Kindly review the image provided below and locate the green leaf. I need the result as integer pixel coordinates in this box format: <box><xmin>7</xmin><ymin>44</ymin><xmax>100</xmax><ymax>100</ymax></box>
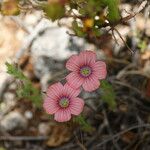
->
<box><xmin>72</xmin><ymin>21</ymin><xmax>86</xmax><ymax>37</ymax></box>
<box><xmin>0</xmin><ymin>147</ymin><xmax>6</xmax><ymax>150</ymax></box>
<box><xmin>5</xmin><ymin>62</ymin><xmax>42</xmax><ymax>108</ymax></box>
<box><xmin>78</xmin><ymin>0</ymin><xmax>102</xmax><ymax>17</ymax></box>
<box><xmin>101</xmin><ymin>80</ymin><xmax>117</xmax><ymax>110</ymax></box>
<box><xmin>138</xmin><ymin>40</ymin><xmax>147</xmax><ymax>53</ymax></box>
<box><xmin>102</xmin><ymin>0</ymin><xmax>120</xmax><ymax>23</ymax></box>
<box><xmin>42</xmin><ymin>3</ymin><xmax>65</xmax><ymax>21</ymax></box>
<box><xmin>92</xmin><ymin>27</ymin><xmax>101</xmax><ymax>37</ymax></box>
<box><xmin>73</xmin><ymin>115</ymin><xmax>93</xmax><ymax>132</ymax></box>
<box><xmin>5</xmin><ymin>62</ymin><xmax>27</xmax><ymax>80</ymax></box>
<box><xmin>17</xmin><ymin>81</ymin><xmax>42</xmax><ymax>107</ymax></box>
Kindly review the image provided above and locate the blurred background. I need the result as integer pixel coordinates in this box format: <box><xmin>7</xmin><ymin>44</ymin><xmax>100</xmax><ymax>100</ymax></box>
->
<box><xmin>0</xmin><ymin>0</ymin><xmax>150</xmax><ymax>150</ymax></box>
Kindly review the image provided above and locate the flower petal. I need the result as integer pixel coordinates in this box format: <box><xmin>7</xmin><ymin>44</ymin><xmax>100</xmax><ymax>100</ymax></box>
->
<box><xmin>70</xmin><ymin>98</ymin><xmax>84</xmax><ymax>115</ymax></box>
<box><xmin>43</xmin><ymin>98</ymin><xmax>59</xmax><ymax>114</ymax></box>
<box><xmin>66</xmin><ymin>54</ymin><xmax>80</xmax><ymax>71</ymax></box>
<box><xmin>54</xmin><ymin>109</ymin><xmax>71</xmax><ymax>122</ymax></box>
<box><xmin>79</xmin><ymin>50</ymin><xmax>96</xmax><ymax>65</ymax></box>
<box><xmin>66</xmin><ymin>72</ymin><xmax>84</xmax><ymax>89</ymax></box>
<box><xmin>92</xmin><ymin>61</ymin><xmax>107</xmax><ymax>79</ymax></box>
<box><xmin>63</xmin><ymin>83</ymin><xmax>81</xmax><ymax>98</ymax></box>
<box><xmin>47</xmin><ymin>82</ymin><xmax>63</xmax><ymax>99</ymax></box>
<box><xmin>82</xmin><ymin>77</ymin><xmax>100</xmax><ymax>92</ymax></box>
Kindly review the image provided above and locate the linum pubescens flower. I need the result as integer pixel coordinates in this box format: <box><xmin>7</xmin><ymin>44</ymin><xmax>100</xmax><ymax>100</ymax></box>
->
<box><xmin>43</xmin><ymin>82</ymin><xmax>84</xmax><ymax>122</ymax></box>
<box><xmin>66</xmin><ymin>50</ymin><xmax>107</xmax><ymax>92</ymax></box>
<box><xmin>43</xmin><ymin>50</ymin><xmax>107</xmax><ymax>122</ymax></box>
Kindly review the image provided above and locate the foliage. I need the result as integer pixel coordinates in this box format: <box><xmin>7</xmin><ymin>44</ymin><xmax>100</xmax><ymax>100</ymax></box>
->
<box><xmin>6</xmin><ymin>62</ymin><xmax>42</xmax><ymax>107</ymax></box>
<box><xmin>102</xmin><ymin>0</ymin><xmax>120</xmax><ymax>22</ymax></box>
<box><xmin>101</xmin><ymin>80</ymin><xmax>117</xmax><ymax>110</ymax></box>
<box><xmin>42</xmin><ymin>2</ymin><xmax>65</xmax><ymax>21</ymax></box>
<box><xmin>73</xmin><ymin>115</ymin><xmax>93</xmax><ymax>132</ymax></box>
<box><xmin>70</xmin><ymin>0</ymin><xmax>120</xmax><ymax>37</ymax></box>
<box><xmin>0</xmin><ymin>0</ymin><xmax>121</xmax><ymax>38</ymax></box>
<box><xmin>6</xmin><ymin>62</ymin><xmax>27</xmax><ymax>80</ymax></box>
<box><xmin>138</xmin><ymin>40</ymin><xmax>147</xmax><ymax>53</ymax></box>
<box><xmin>0</xmin><ymin>148</ymin><xmax>6</xmax><ymax>150</ymax></box>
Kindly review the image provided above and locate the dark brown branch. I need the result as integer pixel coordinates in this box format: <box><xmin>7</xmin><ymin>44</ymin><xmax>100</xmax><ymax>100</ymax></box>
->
<box><xmin>0</xmin><ymin>136</ymin><xmax>48</xmax><ymax>141</ymax></box>
<box><xmin>113</xmin><ymin>27</ymin><xmax>134</xmax><ymax>54</ymax></box>
<box><xmin>95</xmin><ymin>123</ymin><xmax>150</xmax><ymax>148</ymax></box>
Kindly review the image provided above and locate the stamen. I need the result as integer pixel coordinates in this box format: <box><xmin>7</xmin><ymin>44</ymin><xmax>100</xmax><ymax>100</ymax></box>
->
<box><xmin>80</xmin><ymin>66</ymin><xmax>92</xmax><ymax>77</ymax></box>
<box><xmin>59</xmin><ymin>98</ymin><xmax>69</xmax><ymax>108</ymax></box>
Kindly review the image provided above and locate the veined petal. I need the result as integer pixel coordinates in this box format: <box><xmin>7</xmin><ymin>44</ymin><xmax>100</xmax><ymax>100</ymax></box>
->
<box><xmin>47</xmin><ymin>82</ymin><xmax>63</xmax><ymax>99</ymax></box>
<box><xmin>79</xmin><ymin>50</ymin><xmax>96</xmax><ymax>65</ymax></box>
<box><xmin>82</xmin><ymin>77</ymin><xmax>100</xmax><ymax>92</ymax></box>
<box><xmin>66</xmin><ymin>72</ymin><xmax>84</xmax><ymax>89</ymax></box>
<box><xmin>92</xmin><ymin>61</ymin><xmax>107</xmax><ymax>79</ymax></box>
<box><xmin>63</xmin><ymin>83</ymin><xmax>81</xmax><ymax>98</ymax></box>
<box><xmin>70</xmin><ymin>98</ymin><xmax>84</xmax><ymax>115</ymax></box>
<box><xmin>66</xmin><ymin>54</ymin><xmax>80</xmax><ymax>71</ymax></box>
<box><xmin>43</xmin><ymin>98</ymin><xmax>59</xmax><ymax>114</ymax></box>
<box><xmin>54</xmin><ymin>109</ymin><xmax>71</xmax><ymax>122</ymax></box>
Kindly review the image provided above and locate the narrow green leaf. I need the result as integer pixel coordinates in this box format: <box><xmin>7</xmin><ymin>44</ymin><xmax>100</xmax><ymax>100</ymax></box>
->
<box><xmin>73</xmin><ymin>115</ymin><xmax>93</xmax><ymax>132</ymax></box>
<box><xmin>101</xmin><ymin>80</ymin><xmax>117</xmax><ymax>110</ymax></box>
<box><xmin>5</xmin><ymin>62</ymin><xmax>27</xmax><ymax>80</ymax></box>
<box><xmin>102</xmin><ymin>0</ymin><xmax>120</xmax><ymax>22</ymax></box>
<box><xmin>5</xmin><ymin>62</ymin><xmax>42</xmax><ymax>108</ymax></box>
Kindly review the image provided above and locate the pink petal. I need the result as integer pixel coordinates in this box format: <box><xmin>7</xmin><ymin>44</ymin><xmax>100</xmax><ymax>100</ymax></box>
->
<box><xmin>82</xmin><ymin>77</ymin><xmax>100</xmax><ymax>92</ymax></box>
<box><xmin>66</xmin><ymin>72</ymin><xmax>84</xmax><ymax>89</ymax></box>
<box><xmin>43</xmin><ymin>98</ymin><xmax>59</xmax><ymax>114</ymax></box>
<box><xmin>63</xmin><ymin>83</ymin><xmax>81</xmax><ymax>98</ymax></box>
<box><xmin>79</xmin><ymin>50</ymin><xmax>96</xmax><ymax>65</ymax></box>
<box><xmin>92</xmin><ymin>61</ymin><xmax>107</xmax><ymax>79</ymax></box>
<box><xmin>66</xmin><ymin>54</ymin><xmax>80</xmax><ymax>71</ymax></box>
<box><xmin>69</xmin><ymin>98</ymin><xmax>84</xmax><ymax>115</ymax></box>
<box><xmin>47</xmin><ymin>82</ymin><xmax>63</xmax><ymax>99</ymax></box>
<box><xmin>54</xmin><ymin>109</ymin><xmax>71</xmax><ymax>122</ymax></box>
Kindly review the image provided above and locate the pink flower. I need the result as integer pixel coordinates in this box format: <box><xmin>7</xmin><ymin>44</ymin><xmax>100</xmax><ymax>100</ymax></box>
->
<box><xmin>43</xmin><ymin>82</ymin><xmax>84</xmax><ymax>122</ymax></box>
<box><xmin>66</xmin><ymin>50</ymin><xmax>107</xmax><ymax>92</ymax></box>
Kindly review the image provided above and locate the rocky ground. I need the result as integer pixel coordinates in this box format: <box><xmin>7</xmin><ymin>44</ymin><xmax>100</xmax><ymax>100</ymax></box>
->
<box><xmin>0</xmin><ymin>1</ymin><xmax>150</xmax><ymax>150</ymax></box>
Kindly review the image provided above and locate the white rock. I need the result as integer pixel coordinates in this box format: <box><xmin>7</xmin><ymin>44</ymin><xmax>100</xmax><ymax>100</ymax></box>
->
<box><xmin>38</xmin><ymin>122</ymin><xmax>50</xmax><ymax>136</ymax></box>
<box><xmin>3</xmin><ymin>92</ymin><xmax>16</xmax><ymax>102</ymax></box>
<box><xmin>0</xmin><ymin>91</ymin><xmax>16</xmax><ymax>119</ymax></box>
<box><xmin>0</xmin><ymin>72</ymin><xmax>13</xmax><ymax>99</ymax></box>
<box><xmin>24</xmin><ymin>110</ymin><xmax>33</xmax><ymax>119</ymax></box>
<box><xmin>0</xmin><ymin>111</ymin><xmax>28</xmax><ymax>132</ymax></box>
<box><xmin>31</xmin><ymin>27</ymin><xmax>76</xmax><ymax>60</ymax></box>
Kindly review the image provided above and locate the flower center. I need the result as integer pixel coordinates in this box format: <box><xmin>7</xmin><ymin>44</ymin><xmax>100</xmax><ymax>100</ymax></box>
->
<box><xmin>80</xmin><ymin>66</ymin><xmax>92</xmax><ymax>77</ymax></box>
<box><xmin>59</xmin><ymin>98</ymin><xmax>69</xmax><ymax>108</ymax></box>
